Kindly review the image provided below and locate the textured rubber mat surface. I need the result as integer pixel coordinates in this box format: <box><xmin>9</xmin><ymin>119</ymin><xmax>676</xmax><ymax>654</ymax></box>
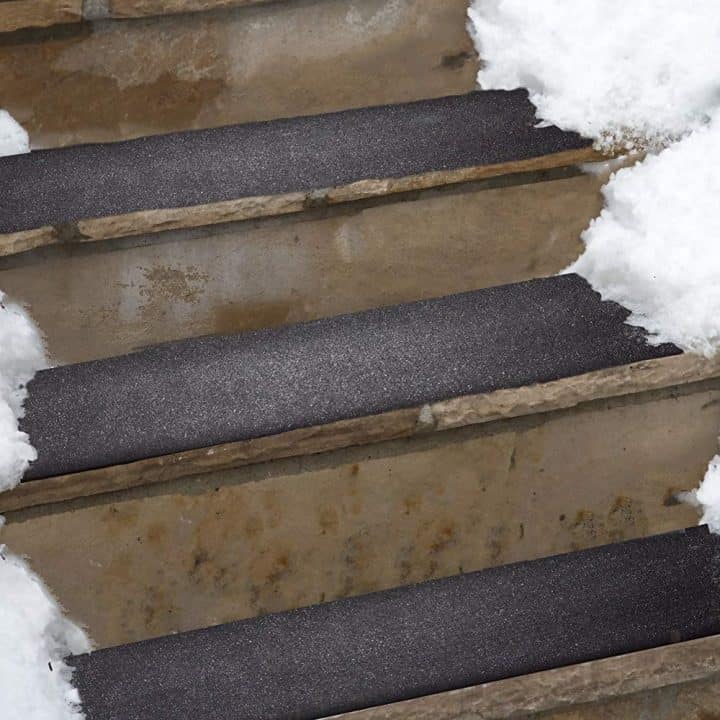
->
<box><xmin>0</xmin><ymin>90</ymin><xmax>590</xmax><ymax>234</ymax></box>
<box><xmin>21</xmin><ymin>273</ymin><xmax>679</xmax><ymax>479</ymax></box>
<box><xmin>69</xmin><ymin>527</ymin><xmax>720</xmax><ymax>720</ymax></box>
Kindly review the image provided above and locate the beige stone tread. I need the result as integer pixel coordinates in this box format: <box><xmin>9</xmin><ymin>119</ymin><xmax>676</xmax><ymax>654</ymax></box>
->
<box><xmin>0</xmin><ymin>0</ymin><xmax>80</xmax><ymax>31</ymax></box>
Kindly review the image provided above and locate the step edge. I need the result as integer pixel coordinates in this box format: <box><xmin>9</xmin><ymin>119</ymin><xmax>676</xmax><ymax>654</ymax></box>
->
<box><xmin>324</xmin><ymin>633</ymin><xmax>720</xmax><ymax>720</ymax></box>
<box><xmin>0</xmin><ymin>0</ymin><xmax>81</xmax><ymax>32</ymax></box>
<box><xmin>0</xmin><ymin>0</ymin><xmax>292</xmax><ymax>32</ymax></box>
<box><xmin>0</xmin><ymin>146</ymin><xmax>602</xmax><ymax>259</ymax></box>
<box><xmin>3</xmin><ymin>350</ymin><xmax>717</xmax><ymax>513</ymax></box>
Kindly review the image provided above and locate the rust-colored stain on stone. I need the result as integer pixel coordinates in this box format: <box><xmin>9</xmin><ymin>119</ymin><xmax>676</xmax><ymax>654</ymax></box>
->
<box><xmin>139</xmin><ymin>264</ymin><xmax>209</xmax><ymax>305</ymax></box>
<box><xmin>212</xmin><ymin>300</ymin><xmax>293</xmax><ymax>336</ymax></box>
<box><xmin>562</xmin><ymin>497</ymin><xmax>650</xmax><ymax>551</ymax></box>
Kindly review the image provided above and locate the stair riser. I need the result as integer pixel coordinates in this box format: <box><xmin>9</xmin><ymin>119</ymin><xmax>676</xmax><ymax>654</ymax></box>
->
<box><xmin>0</xmin><ymin>171</ymin><xmax>603</xmax><ymax>364</ymax></box>
<box><xmin>4</xmin><ymin>378</ymin><xmax>712</xmax><ymax>648</ymax></box>
<box><xmin>0</xmin><ymin>0</ymin><xmax>475</xmax><ymax>148</ymax></box>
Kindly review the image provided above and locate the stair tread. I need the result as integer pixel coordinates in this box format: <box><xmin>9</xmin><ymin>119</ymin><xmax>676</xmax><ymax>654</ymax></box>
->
<box><xmin>20</xmin><ymin>273</ymin><xmax>678</xmax><ymax>481</ymax></box>
<box><xmin>0</xmin><ymin>91</ymin><xmax>590</xmax><ymax>236</ymax></box>
<box><xmin>68</xmin><ymin>526</ymin><xmax>720</xmax><ymax>720</ymax></box>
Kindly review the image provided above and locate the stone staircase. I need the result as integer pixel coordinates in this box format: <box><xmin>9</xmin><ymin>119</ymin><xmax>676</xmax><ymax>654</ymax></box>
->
<box><xmin>2</xmin><ymin>2</ymin><xmax>719</xmax><ymax>718</ymax></box>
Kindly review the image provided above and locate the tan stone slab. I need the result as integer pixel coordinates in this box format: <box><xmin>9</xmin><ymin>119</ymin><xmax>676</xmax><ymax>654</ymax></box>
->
<box><xmin>0</xmin><ymin>0</ymin><xmax>477</xmax><ymax>148</ymax></box>
<box><xmin>0</xmin><ymin>0</ymin><xmax>81</xmax><ymax>32</ymax></box>
<box><xmin>0</xmin><ymin>226</ymin><xmax>56</xmax><ymax>256</ymax></box>
<box><xmin>325</xmin><ymin>635</ymin><xmax>720</xmax><ymax>720</ymax></box>
<box><xmin>4</xmin><ymin>352</ymin><xmax>720</xmax><ymax>514</ymax></box>
<box><xmin>107</xmin><ymin>0</ymin><xmax>273</xmax><ymax>20</ymax></box>
<box><xmin>2</xmin><ymin>377</ymin><xmax>711</xmax><ymax>645</ymax></box>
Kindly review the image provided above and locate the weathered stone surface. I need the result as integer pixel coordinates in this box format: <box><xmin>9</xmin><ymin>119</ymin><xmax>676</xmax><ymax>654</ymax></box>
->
<box><xmin>0</xmin><ymin>0</ymin><xmax>81</xmax><ymax>32</ymax></box>
<box><xmin>536</xmin><ymin>678</ymin><xmax>720</xmax><ymax>720</ymax></box>
<box><xmin>0</xmin><ymin>171</ymin><xmax>604</xmax><ymax>364</ymax></box>
<box><xmin>0</xmin><ymin>0</ymin><xmax>477</xmax><ymax>148</ymax></box>
<box><xmin>329</xmin><ymin>635</ymin><xmax>720</xmax><ymax>719</ymax></box>
<box><xmin>107</xmin><ymin>0</ymin><xmax>272</xmax><ymax>19</ymax></box>
<box><xmin>3</xmin><ymin>380</ymin><xmax>713</xmax><ymax>647</ymax></box>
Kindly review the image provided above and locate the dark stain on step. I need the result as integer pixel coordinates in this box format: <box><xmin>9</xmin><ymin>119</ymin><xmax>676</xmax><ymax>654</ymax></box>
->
<box><xmin>664</xmin><ymin>488</ymin><xmax>683</xmax><ymax>506</ymax></box>
<box><xmin>440</xmin><ymin>51</ymin><xmax>474</xmax><ymax>70</ymax></box>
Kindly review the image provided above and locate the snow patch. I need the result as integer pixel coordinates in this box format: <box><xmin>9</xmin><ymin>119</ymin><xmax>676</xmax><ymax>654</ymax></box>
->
<box><xmin>0</xmin><ymin>550</ymin><xmax>90</xmax><ymax>720</ymax></box>
<box><xmin>468</xmin><ymin>0</ymin><xmax>720</xmax><ymax>151</ymax></box>
<box><xmin>0</xmin><ymin>292</ymin><xmax>46</xmax><ymax>491</ymax></box>
<box><xmin>568</xmin><ymin>118</ymin><xmax>720</xmax><ymax>357</ymax></box>
<box><xmin>0</xmin><ymin>110</ymin><xmax>29</xmax><ymax>157</ymax></box>
<box><xmin>682</xmin><ymin>457</ymin><xmax>720</xmax><ymax>534</ymax></box>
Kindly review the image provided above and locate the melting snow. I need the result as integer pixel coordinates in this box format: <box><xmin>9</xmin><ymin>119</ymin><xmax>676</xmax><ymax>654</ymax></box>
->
<box><xmin>0</xmin><ymin>292</ymin><xmax>46</xmax><ymax>492</ymax></box>
<box><xmin>0</xmin><ymin>548</ymin><xmax>90</xmax><ymax>720</ymax></box>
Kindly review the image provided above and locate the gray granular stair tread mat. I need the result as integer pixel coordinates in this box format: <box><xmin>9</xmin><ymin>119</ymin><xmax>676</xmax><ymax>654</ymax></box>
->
<box><xmin>21</xmin><ymin>273</ymin><xmax>679</xmax><ymax>480</ymax></box>
<box><xmin>0</xmin><ymin>90</ymin><xmax>590</xmax><ymax>235</ymax></box>
<box><xmin>68</xmin><ymin>526</ymin><xmax>720</xmax><ymax>720</ymax></box>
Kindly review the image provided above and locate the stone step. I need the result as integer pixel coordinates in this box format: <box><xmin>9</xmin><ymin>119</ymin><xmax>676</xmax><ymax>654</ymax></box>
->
<box><xmin>0</xmin><ymin>0</ymin><xmax>273</xmax><ymax>32</ymax></box>
<box><xmin>0</xmin><ymin>0</ymin><xmax>477</xmax><ymax>147</ymax></box>
<box><xmin>0</xmin><ymin>90</ymin><xmax>604</xmax><ymax>363</ymax></box>
<box><xmin>67</xmin><ymin>527</ymin><xmax>720</xmax><ymax>720</ymax></box>
<box><xmin>341</xmin><ymin>636</ymin><xmax>720</xmax><ymax>720</ymax></box>
<box><xmin>2</xmin><ymin>275</ymin><xmax>715</xmax><ymax>648</ymax></box>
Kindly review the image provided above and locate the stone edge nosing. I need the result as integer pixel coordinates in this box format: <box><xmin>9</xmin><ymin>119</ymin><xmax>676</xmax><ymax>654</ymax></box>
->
<box><xmin>0</xmin><ymin>147</ymin><xmax>603</xmax><ymax>259</ymax></box>
<box><xmin>0</xmin><ymin>0</ymin><xmax>82</xmax><ymax>33</ymax></box>
<box><xmin>0</xmin><ymin>0</ymin><xmax>275</xmax><ymax>31</ymax></box>
<box><xmin>2</xmin><ymin>351</ymin><xmax>718</xmax><ymax>514</ymax></box>
<box><xmin>323</xmin><ymin>633</ymin><xmax>720</xmax><ymax>720</ymax></box>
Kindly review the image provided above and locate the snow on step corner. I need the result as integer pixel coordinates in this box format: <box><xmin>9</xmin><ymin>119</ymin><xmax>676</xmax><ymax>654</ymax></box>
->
<box><xmin>0</xmin><ymin>548</ymin><xmax>90</xmax><ymax>720</ymax></box>
<box><xmin>568</xmin><ymin>117</ymin><xmax>720</xmax><ymax>357</ymax></box>
<box><xmin>469</xmin><ymin>1</ymin><xmax>720</xmax><ymax>355</ymax></box>
<box><xmin>0</xmin><ymin>110</ymin><xmax>29</xmax><ymax>157</ymax></box>
<box><xmin>0</xmin><ymin>292</ymin><xmax>46</xmax><ymax>492</ymax></box>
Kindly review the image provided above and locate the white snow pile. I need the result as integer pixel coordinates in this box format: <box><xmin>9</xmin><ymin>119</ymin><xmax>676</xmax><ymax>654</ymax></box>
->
<box><xmin>0</xmin><ymin>298</ymin><xmax>88</xmax><ymax>718</ymax></box>
<box><xmin>468</xmin><ymin>1</ymin><xmax>720</xmax><ymax>528</ymax></box>
<box><xmin>0</xmin><ymin>292</ymin><xmax>46</xmax><ymax>492</ymax></box>
<box><xmin>682</xmin><ymin>457</ymin><xmax>720</xmax><ymax>534</ymax></box>
<box><xmin>571</xmin><ymin>119</ymin><xmax>720</xmax><ymax>357</ymax></box>
<box><xmin>0</xmin><ymin>548</ymin><xmax>90</xmax><ymax>720</ymax></box>
<box><xmin>0</xmin><ymin>110</ymin><xmax>29</xmax><ymax>157</ymax></box>
<box><xmin>468</xmin><ymin>0</ymin><xmax>720</xmax><ymax>151</ymax></box>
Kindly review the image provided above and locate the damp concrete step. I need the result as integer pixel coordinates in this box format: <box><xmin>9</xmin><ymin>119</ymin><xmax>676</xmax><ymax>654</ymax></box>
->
<box><xmin>67</xmin><ymin>527</ymin><xmax>720</xmax><ymax>720</ymax></box>
<box><xmin>0</xmin><ymin>90</ymin><xmax>605</xmax><ymax>364</ymax></box>
<box><xmin>0</xmin><ymin>0</ymin><xmax>477</xmax><ymax>148</ymax></box>
<box><xmin>3</xmin><ymin>274</ymin><xmax>719</xmax><ymax>649</ymax></box>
